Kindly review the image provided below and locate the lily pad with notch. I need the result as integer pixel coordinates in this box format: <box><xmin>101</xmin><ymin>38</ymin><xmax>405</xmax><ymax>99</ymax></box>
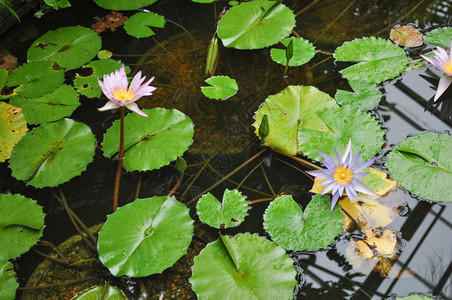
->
<box><xmin>27</xmin><ymin>26</ymin><xmax>101</xmax><ymax>70</ymax></box>
<box><xmin>263</xmin><ymin>194</ymin><xmax>344</xmax><ymax>251</ymax></box>
<box><xmin>385</xmin><ymin>132</ymin><xmax>452</xmax><ymax>202</ymax></box>
<box><xmin>270</xmin><ymin>37</ymin><xmax>316</xmax><ymax>67</ymax></box>
<box><xmin>217</xmin><ymin>0</ymin><xmax>296</xmax><ymax>49</ymax></box>
<box><xmin>8</xmin><ymin>118</ymin><xmax>96</xmax><ymax>188</ymax></box>
<box><xmin>197</xmin><ymin>189</ymin><xmax>249</xmax><ymax>229</ymax></box>
<box><xmin>97</xmin><ymin>196</ymin><xmax>193</xmax><ymax>277</ymax></box>
<box><xmin>0</xmin><ymin>102</ymin><xmax>28</xmax><ymax>163</ymax></box>
<box><xmin>0</xmin><ymin>193</ymin><xmax>45</xmax><ymax>261</ymax></box>
<box><xmin>123</xmin><ymin>12</ymin><xmax>165</xmax><ymax>38</ymax></box>
<box><xmin>190</xmin><ymin>233</ymin><xmax>296</xmax><ymax>299</ymax></box>
<box><xmin>335</xmin><ymin>80</ymin><xmax>383</xmax><ymax>111</ymax></box>
<box><xmin>200</xmin><ymin>75</ymin><xmax>238</xmax><ymax>100</ymax></box>
<box><xmin>102</xmin><ymin>108</ymin><xmax>194</xmax><ymax>172</ymax></box>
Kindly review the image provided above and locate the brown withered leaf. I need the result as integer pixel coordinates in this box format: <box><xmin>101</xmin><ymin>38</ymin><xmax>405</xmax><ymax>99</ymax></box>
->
<box><xmin>0</xmin><ymin>54</ymin><xmax>18</xmax><ymax>73</ymax></box>
<box><xmin>390</xmin><ymin>25</ymin><xmax>423</xmax><ymax>47</ymax></box>
<box><xmin>92</xmin><ymin>11</ymin><xmax>128</xmax><ymax>34</ymax></box>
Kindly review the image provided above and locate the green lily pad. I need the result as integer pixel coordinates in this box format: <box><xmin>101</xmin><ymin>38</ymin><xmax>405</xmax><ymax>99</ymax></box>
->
<box><xmin>217</xmin><ymin>0</ymin><xmax>296</xmax><ymax>49</ymax></box>
<box><xmin>335</xmin><ymin>80</ymin><xmax>382</xmax><ymax>111</ymax></box>
<box><xmin>6</xmin><ymin>61</ymin><xmax>65</xmax><ymax>98</ymax></box>
<box><xmin>72</xmin><ymin>284</ymin><xmax>127</xmax><ymax>299</ymax></box>
<box><xmin>9</xmin><ymin>118</ymin><xmax>96</xmax><ymax>188</ymax></box>
<box><xmin>396</xmin><ymin>295</ymin><xmax>434</xmax><ymax>300</ymax></box>
<box><xmin>190</xmin><ymin>233</ymin><xmax>297</xmax><ymax>299</ymax></box>
<box><xmin>73</xmin><ymin>60</ymin><xmax>130</xmax><ymax>99</ymax></box>
<box><xmin>0</xmin><ymin>193</ymin><xmax>45</xmax><ymax>261</ymax></box>
<box><xmin>201</xmin><ymin>75</ymin><xmax>238</xmax><ymax>100</ymax></box>
<box><xmin>253</xmin><ymin>85</ymin><xmax>339</xmax><ymax>155</ymax></box>
<box><xmin>0</xmin><ymin>260</ymin><xmax>18</xmax><ymax>300</ymax></box>
<box><xmin>0</xmin><ymin>68</ymin><xmax>7</xmax><ymax>87</ymax></box>
<box><xmin>263</xmin><ymin>194</ymin><xmax>344</xmax><ymax>251</ymax></box>
<box><xmin>9</xmin><ymin>84</ymin><xmax>80</xmax><ymax>124</ymax></box>
<box><xmin>197</xmin><ymin>189</ymin><xmax>249</xmax><ymax>229</ymax></box>
<box><xmin>192</xmin><ymin>0</ymin><xmax>216</xmax><ymax>3</ymax></box>
<box><xmin>270</xmin><ymin>37</ymin><xmax>316</xmax><ymax>67</ymax></box>
<box><xmin>98</xmin><ymin>196</ymin><xmax>193</xmax><ymax>277</ymax></box>
<box><xmin>124</xmin><ymin>12</ymin><xmax>165</xmax><ymax>38</ymax></box>
<box><xmin>333</xmin><ymin>37</ymin><xmax>408</xmax><ymax>84</ymax></box>
<box><xmin>97</xmin><ymin>49</ymin><xmax>113</xmax><ymax>60</ymax></box>
<box><xmin>423</xmin><ymin>27</ymin><xmax>452</xmax><ymax>47</ymax></box>
<box><xmin>385</xmin><ymin>132</ymin><xmax>452</xmax><ymax>202</ymax></box>
<box><xmin>27</xmin><ymin>26</ymin><xmax>101</xmax><ymax>70</ymax></box>
<box><xmin>102</xmin><ymin>108</ymin><xmax>194</xmax><ymax>172</ymax></box>
<box><xmin>93</xmin><ymin>0</ymin><xmax>157</xmax><ymax>10</ymax></box>
<box><xmin>0</xmin><ymin>102</ymin><xmax>28</xmax><ymax>163</ymax></box>
<box><xmin>298</xmin><ymin>105</ymin><xmax>385</xmax><ymax>162</ymax></box>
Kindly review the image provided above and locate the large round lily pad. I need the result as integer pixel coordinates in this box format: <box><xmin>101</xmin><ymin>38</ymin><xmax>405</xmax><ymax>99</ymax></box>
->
<box><xmin>217</xmin><ymin>0</ymin><xmax>296</xmax><ymax>49</ymax></box>
<box><xmin>386</xmin><ymin>132</ymin><xmax>452</xmax><ymax>202</ymax></box>
<box><xmin>97</xmin><ymin>196</ymin><xmax>193</xmax><ymax>277</ymax></box>
<box><xmin>190</xmin><ymin>233</ymin><xmax>297</xmax><ymax>299</ymax></box>
<box><xmin>102</xmin><ymin>108</ymin><xmax>194</xmax><ymax>172</ymax></box>
<box><xmin>263</xmin><ymin>194</ymin><xmax>344</xmax><ymax>251</ymax></box>
<box><xmin>93</xmin><ymin>0</ymin><xmax>157</xmax><ymax>10</ymax></box>
<box><xmin>27</xmin><ymin>26</ymin><xmax>101</xmax><ymax>70</ymax></box>
<box><xmin>9</xmin><ymin>118</ymin><xmax>96</xmax><ymax>188</ymax></box>
<box><xmin>0</xmin><ymin>102</ymin><xmax>28</xmax><ymax>162</ymax></box>
<box><xmin>0</xmin><ymin>193</ymin><xmax>45</xmax><ymax>261</ymax></box>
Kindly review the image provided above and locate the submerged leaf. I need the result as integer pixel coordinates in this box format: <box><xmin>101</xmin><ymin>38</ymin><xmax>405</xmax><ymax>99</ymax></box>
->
<box><xmin>72</xmin><ymin>284</ymin><xmax>127</xmax><ymax>299</ymax></box>
<box><xmin>270</xmin><ymin>37</ymin><xmax>316</xmax><ymax>67</ymax></box>
<box><xmin>335</xmin><ymin>80</ymin><xmax>383</xmax><ymax>111</ymax></box>
<box><xmin>0</xmin><ymin>260</ymin><xmax>18</xmax><ymax>300</ymax></box>
<box><xmin>0</xmin><ymin>102</ymin><xmax>28</xmax><ymax>162</ymax></box>
<box><xmin>124</xmin><ymin>12</ymin><xmax>165</xmax><ymax>38</ymax></box>
<box><xmin>98</xmin><ymin>196</ymin><xmax>193</xmax><ymax>277</ymax></box>
<box><xmin>386</xmin><ymin>132</ymin><xmax>452</xmax><ymax>202</ymax></box>
<box><xmin>190</xmin><ymin>233</ymin><xmax>296</xmax><ymax>299</ymax></box>
<box><xmin>390</xmin><ymin>26</ymin><xmax>423</xmax><ymax>47</ymax></box>
<box><xmin>200</xmin><ymin>75</ymin><xmax>238</xmax><ymax>100</ymax></box>
<box><xmin>263</xmin><ymin>194</ymin><xmax>344</xmax><ymax>251</ymax></box>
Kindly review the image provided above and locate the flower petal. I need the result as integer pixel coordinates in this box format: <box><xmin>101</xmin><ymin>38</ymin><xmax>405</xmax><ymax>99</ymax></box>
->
<box><xmin>125</xmin><ymin>102</ymin><xmax>148</xmax><ymax>117</ymax></box>
<box><xmin>98</xmin><ymin>101</ymin><xmax>120</xmax><ymax>112</ymax></box>
<box><xmin>434</xmin><ymin>74</ymin><xmax>452</xmax><ymax>102</ymax></box>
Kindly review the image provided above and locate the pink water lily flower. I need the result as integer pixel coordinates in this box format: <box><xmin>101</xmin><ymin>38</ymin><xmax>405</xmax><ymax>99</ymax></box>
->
<box><xmin>98</xmin><ymin>65</ymin><xmax>156</xmax><ymax>117</ymax></box>
<box><xmin>420</xmin><ymin>42</ymin><xmax>452</xmax><ymax>102</ymax></box>
<box><xmin>307</xmin><ymin>140</ymin><xmax>376</xmax><ymax>212</ymax></box>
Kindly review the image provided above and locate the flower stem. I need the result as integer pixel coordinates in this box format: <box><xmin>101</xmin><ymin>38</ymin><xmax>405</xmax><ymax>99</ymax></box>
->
<box><xmin>113</xmin><ymin>106</ymin><xmax>125</xmax><ymax>212</ymax></box>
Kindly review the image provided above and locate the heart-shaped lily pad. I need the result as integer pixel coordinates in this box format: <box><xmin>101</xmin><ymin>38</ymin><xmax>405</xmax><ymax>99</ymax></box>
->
<box><xmin>270</xmin><ymin>37</ymin><xmax>316</xmax><ymax>67</ymax></box>
<box><xmin>423</xmin><ymin>27</ymin><xmax>452</xmax><ymax>47</ymax></box>
<box><xmin>124</xmin><ymin>12</ymin><xmax>165</xmax><ymax>38</ymax></box>
<box><xmin>253</xmin><ymin>85</ymin><xmax>339</xmax><ymax>155</ymax></box>
<box><xmin>27</xmin><ymin>26</ymin><xmax>101</xmax><ymax>70</ymax></box>
<box><xmin>93</xmin><ymin>0</ymin><xmax>157</xmax><ymax>10</ymax></box>
<box><xmin>190</xmin><ymin>233</ymin><xmax>297</xmax><ymax>299</ymax></box>
<box><xmin>10</xmin><ymin>84</ymin><xmax>80</xmax><ymax>124</ymax></box>
<box><xmin>200</xmin><ymin>75</ymin><xmax>238</xmax><ymax>100</ymax></box>
<box><xmin>6</xmin><ymin>60</ymin><xmax>65</xmax><ymax>98</ymax></box>
<box><xmin>385</xmin><ymin>132</ymin><xmax>452</xmax><ymax>202</ymax></box>
<box><xmin>263</xmin><ymin>194</ymin><xmax>344</xmax><ymax>251</ymax></box>
<box><xmin>197</xmin><ymin>189</ymin><xmax>249</xmax><ymax>229</ymax></box>
<box><xmin>72</xmin><ymin>284</ymin><xmax>127</xmax><ymax>299</ymax></box>
<box><xmin>298</xmin><ymin>105</ymin><xmax>385</xmax><ymax>162</ymax></box>
<box><xmin>333</xmin><ymin>37</ymin><xmax>408</xmax><ymax>84</ymax></box>
<box><xmin>97</xmin><ymin>196</ymin><xmax>193</xmax><ymax>277</ymax></box>
<box><xmin>0</xmin><ymin>260</ymin><xmax>18</xmax><ymax>300</ymax></box>
<box><xmin>335</xmin><ymin>80</ymin><xmax>383</xmax><ymax>111</ymax></box>
<box><xmin>217</xmin><ymin>0</ymin><xmax>296</xmax><ymax>49</ymax></box>
<box><xmin>0</xmin><ymin>102</ymin><xmax>28</xmax><ymax>163</ymax></box>
<box><xmin>102</xmin><ymin>108</ymin><xmax>194</xmax><ymax>172</ymax></box>
<box><xmin>9</xmin><ymin>118</ymin><xmax>96</xmax><ymax>188</ymax></box>
<box><xmin>0</xmin><ymin>193</ymin><xmax>45</xmax><ymax>261</ymax></box>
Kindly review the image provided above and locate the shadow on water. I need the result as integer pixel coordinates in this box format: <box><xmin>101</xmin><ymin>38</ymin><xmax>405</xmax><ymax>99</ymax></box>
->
<box><xmin>0</xmin><ymin>0</ymin><xmax>451</xmax><ymax>299</ymax></box>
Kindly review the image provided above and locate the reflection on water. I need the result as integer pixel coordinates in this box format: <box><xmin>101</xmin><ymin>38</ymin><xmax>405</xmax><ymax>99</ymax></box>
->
<box><xmin>0</xmin><ymin>0</ymin><xmax>451</xmax><ymax>299</ymax></box>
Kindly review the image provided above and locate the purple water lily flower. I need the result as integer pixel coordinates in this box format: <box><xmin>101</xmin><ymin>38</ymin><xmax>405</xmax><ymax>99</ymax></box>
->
<box><xmin>307</xmin><ymin>140</ymin><xmax>377</xmax><ymax>212</ymax></box>
<box><xmin>420</xmin><ymin>42</ymin><xmax>452</xmax><ymax>102</ymax></box>
<box><xmin>98</xmin><ymin>65</ymin><xmax>156</xmax><ymax>117</ymax></box>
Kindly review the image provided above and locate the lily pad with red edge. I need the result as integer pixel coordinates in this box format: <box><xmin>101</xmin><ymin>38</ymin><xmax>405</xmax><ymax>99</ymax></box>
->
<box><xmin>0</xmin><ymin>260</ymin><xmax>18</xmax><ymax>300</ymax></box>
<box><xmin>385</xmin><ymin>131</ymin><xmax>452</xmax><ymax>202</ymax></box>
<box><xmin>123</xmin><ymin>12</ymin><xmax>165</xmax><ymax>38</ymax></box>
<box><xmin>217</xmin><ymin>0</ymin><xmax>296</xmax><ymax>50</ymax></box>
<box><xmin>190</xmin><ymin>233</ymin><xmax>297</xmax><ymax>299</ymax></box>
<box><xmin>6</xmin><ymin>61</ymin><xmax>65</xmax><ymax>98</ymax></box>
<box><xmin>8</xmin><ymin>118</ymin><xmax>96</xmax><ymax>188</ymax></box>
<box><xmin>97</xmin><ymin>196</ymin><xmax>193</xmax><ymax>277</ymax></box>
<box><xmin>0</xmin><ymin>102</ymin><xmax>28</xmax><ymax>162</ymax></box>
<box><xmin>423</xmin><ymin>27</ymin><xmax>452</xmax><ymax>47</ymax></box>
<box><xmin>10</xmin><ymin>84</ymin><xmax>80</xmax><ymax>125</ymax></box>
<box><xmin>298</xmin><ymin>105</ymin><xmax>385</xmax><ymax>162</ymax></box>
<box><xmin>270</xmin><ymin>37</ymin><xmax>316</xmax><ymax>67</ymax></box>
<box><xmin>335</xmin><ymin>80</ymin><xmax>383</xmax><ymax>111</ymax></box>
<box><xmin>27</xmin><ymin>26</ymin><xmax>101</xmax><ymax>70</ymax></box>
<box><xmin>333</xmin><ymin>37</ymin><xmax>408</xmax><ymax>84</ymax></box>
<box><xmin>93</xmin><ymin>0</ymin><xmax>157</xmax><ymax>10</ymax></box>
<box><xmin>102</xmin><ymin>108</ymin><xmax>194</xmax><ymax>172</ymax></box>
<box><xmin>390</xmin><ymin>26</ymin><xmax>424</xmax><ymax>47</ymax></box>
<box><xmin>252</xmin><ymin>85</ymin><xmax>339</xmax><ymax>155</ymax></box>
<box><xmin>263</xmin><ymin>194</ymin><xmax>344</xmax><ymax>251</ymax></box>
<box><xmin>196</xmin><ymin>189</ymin><xmax>249</xmax><ymax>229</ymax></box>
<box><xmin>0</xmin><ymin>193</ymin><xmax>45</xmax><ymax>261</ymax></box>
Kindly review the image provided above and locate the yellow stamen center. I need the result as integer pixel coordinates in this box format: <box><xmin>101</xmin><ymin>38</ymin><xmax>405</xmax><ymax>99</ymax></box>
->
<box><xmin>112</xmin><ymin>88</ymin><xmax>135</xmax><ymax>103</ymax></box>
<box><xmin>333</xmin><ymin>165</ymin><xmax>354</xmax><ymax>185</ymax></box>
<box><xmin>445</xmin><ymin>61</ymin><xmax>452</xmax><ymax>74</ymax></box>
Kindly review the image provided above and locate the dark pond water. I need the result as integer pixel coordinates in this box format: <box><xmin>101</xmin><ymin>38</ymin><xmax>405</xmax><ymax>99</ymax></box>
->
<box><xmin>1</xmin><ymin>0</ymin><xmax>451</xmax><ymax>299</ymax></box>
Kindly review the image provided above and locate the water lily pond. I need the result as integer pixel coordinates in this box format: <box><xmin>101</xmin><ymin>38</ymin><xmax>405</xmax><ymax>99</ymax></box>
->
<box><xmin>0</xmin><ymin>0</ymin><xmax>451</xmax><ymax>299</ymax></box>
